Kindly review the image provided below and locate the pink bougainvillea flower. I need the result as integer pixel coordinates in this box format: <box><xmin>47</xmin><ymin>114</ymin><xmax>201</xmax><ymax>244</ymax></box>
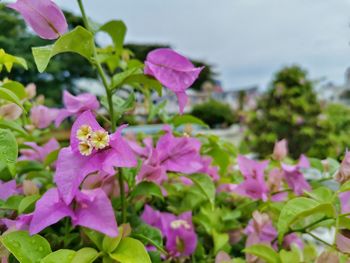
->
<box><xmin>19</xmin><ymin>138</ymin><xmax>60</xmax><ymax>162</ymax></box>
<box><xmin>0</xmin><ymin>180</ymin><xmax>19</xmax><ymax>200</ymax></box>
<box><xmin>54</xmin><ymin>110</ymin><xmax>137</xmax><ymax>204</ymax></box>
<box><xmin>339</xmin><ymin>191</ymin><xmax>350</xmax><ymax>214</ymax></box>
<box><xmin>7</xmin><ymin>0</ymin><xmax>68</xmax><ymax>40</ymax></box>
<box><xmin>82</xmin><ymin>172</ymin><xmax>123</xmax><ymax>198</ymax></box>
<box><xmin>233</xmin><ymin>156</ymin><xmax>269</xmax><ymax>201</ymax></box>
<box><xmin>156</xmin><ymin>125</ymin><xmax>202</xmax><ymax>174</ymax></box>
<box><xmin>198</xmin><ymin>156</ymin><xmax>219</xmax><ymax>181</ymax></box>
<box><xmin>30</xmin><ymin>105</ymin><xmax>59</xmax><ymax>129</ymax></box>
<box><xmin>134</xmin><ymin>126</ymin><xmax>204</xmax><ymax>185</ymax></box>
<box><xmin>244</xmin><ymin>211</ymin><xmax>277</xmax><ymax>262</ymax></box>
<box><xmin>2</xmin><ymin>214</ymin><xmax>33</xmax><ymax>232</ymax></box>
<box><xmin>141</xmin><ymin>205</ymin><xmax>197</xmax><ymax>258</ymax></box>
<box><xmin>215</xmin><ymin>251</ymin><xmax>232</xmax><ymax>263</ymax></box>
<box><xmin>268</xmin><ymin>168</ymin><xmax>288</xmax><ymax>202</ymax></box>
<box><xmin>336</xmin><ymin>230</ymin><xmax>350</xmax><ymax>254</ymax></box>
<box><xmin>282</xmin><ymin>155</ymin><xmax>311</xmax><ymax>196</ymax></box>
<box><xmin>335</xmin><ymin>151</ymin><xmax>350</xmax><ymax>184</ymax></box>
<box><xmin>282</xmin><ymin>233</ymin><xmax>304</xmax><ymax>250</ymax></box>
<box><xmin>273</xmin><ymin>139</ymin><xmax>288</xmax><ymax>161</ymax></box>
<box><xmin>55</xmin><ymin>91</ymin><xmax>100</xmax><ymax>127</ymax></box>
<box><xmin>237</xmin><ymin>155</ymin><xmax>269</xmax><ymax>181</ymax></box>
<box><xmin>144</xmin><ymin>48</ymin><xmax>204</xmax><ymax>114</ymax></box>
<box><xmin>30</xmin><ymin>187</ymin><xmax>118</xmax><ymax>237</ymax></box>
<box><xmin>0</xmin><ymin>103</ymin><xmax>22</xmax><ymax>121</ymax></box>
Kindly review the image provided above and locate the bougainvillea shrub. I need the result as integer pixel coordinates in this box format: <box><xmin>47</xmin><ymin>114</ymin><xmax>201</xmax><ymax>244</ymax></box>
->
<box><xmin>0</xmin><ymin>1</ymin><xmax>350</xmax><ymax>262</ymax></box>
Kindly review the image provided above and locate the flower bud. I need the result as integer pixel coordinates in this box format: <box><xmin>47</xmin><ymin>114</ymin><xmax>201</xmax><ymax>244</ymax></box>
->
<box><xmin>23</xmin><ymin>180</ymin><xmax>39</xmax><ymax>196</ymax></box>
<box><xmin>272</xmin><ymin>139</ymin><xmax>288</xmax><ymax>161</ymax></box>
<box><xmin>335</xmin><ymin>151</ymin><xmax>350</xmax><ymax>184</ymax></box>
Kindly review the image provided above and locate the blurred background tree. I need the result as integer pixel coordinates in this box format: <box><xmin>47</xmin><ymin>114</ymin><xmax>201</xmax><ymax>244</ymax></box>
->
<box><xmin>191</xmin><ymin>99</ymin><xmax>236</xmax><ymax>128</ymax></box>
<box><xmin>245</xmin><ymin>65</ymin><xmax>328</xmax><ymax>159</ymax></box>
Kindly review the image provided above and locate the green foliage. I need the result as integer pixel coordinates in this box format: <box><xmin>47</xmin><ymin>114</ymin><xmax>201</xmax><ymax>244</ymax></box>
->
<box><xmin>308</xmin><ymin>103</ymin><xmax>350</xmax><ymax>158</ymax></box>
<box><xmin>32</xmin><ymin>26</ymin><xmax>94</xmax><ymax>73</ymax></box>
<box><xmin>109</xmin><ymin>237</ymin><xmax>152</xmax><ymax>263</ymax></box>
<box><xmin>244</xmin><ymin>244</ymin><xmax>281</xmax><ymax>263</ymax></box>
<box><xmin>0</xmin><ymin>128</ymin><xmax>18</xmax><ymax>174</ymax></box>
<box><xmin>246</xmin><ymin>65</ymin><xmax>325</xmax><ymax>159</ymax></box>
<box><xmin>0</xmin><ymin>231</ymin><xmax>52</xmax><ymax>263</ymax></box>
<box><xmin>191</xmin><ymin>99</ymin><xmax>236</xmax><ymax>128</ymax></box>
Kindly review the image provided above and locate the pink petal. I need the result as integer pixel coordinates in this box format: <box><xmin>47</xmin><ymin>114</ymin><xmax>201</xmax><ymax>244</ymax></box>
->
<box><xmin>176</xmin><ymin>91</ymin><xmax>188</xmax><ymax>115</ymax></box>
<box><xmin>0</xmin><ymin>180</ymin><xmax>18</xmax><ymax>200</ymax></box>
<box><xmin>54</xmin><ymin>147</ymin><xmax>99</xmax><ymax>205</ymax></box>
<box><xmin>8</xmin><ymin>0</ymin><xmax>68</xmax><ymax>40</ymax></box>
<box><xmin>30</xmin><ymin>188</ymin><xmax>73</xmax><ymax>235</ymax></box>
<box><xmin>74</xmin><ymin>189</ymin><xmax>118</xmax><ymax>237</ymax></box>
<box><xmin>107</xmin><ymin>125</ymin><xmax>138</xmax><ymax>168</ymax></box>
<box><xmin>63</xmin><ymin>91</ymin><xmax>99</xmax><ymax>114</ymax></box>
<box><xmin>30</xmin><ymin>105</ymin><xmax>59</xmax><ymax>129</ymax></box>
<box><xmin>55</xmin><ymin>109</ymin><xmax>72</xmax><ymax>127</ymax></box>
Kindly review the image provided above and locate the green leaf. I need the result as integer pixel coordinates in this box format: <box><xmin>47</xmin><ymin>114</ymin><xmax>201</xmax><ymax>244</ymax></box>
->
<box><xmin>83</xmin><ymin>228</ymin><xmax>104</xmax><ymax>251</ymax></box>
<box><xmin>0</xmin><ymin>195</ymin><xmax>24</xmax><ymax>210</ymax></box>
<box><xmin>110</xmin><ymin>68</ymin><xmax>141</xmax><ymax>90</ymax></box>
<box><xmin>0</xmin><ymin>128</ymin><xmax>18</xmax><ymax>174</ymax></box>
<box><xmin>188</xmin><ymin>173</ymin><xmax>215</xmax><ymax>209</ymax></box>
<box><xmin>101</xmin><ymin>92</ymin><xmax>135</xmax><ymax>121</ymax></box>
<box><xmin>102</xmin><ymin>227</ymin><xmax>123</xmax><ymax>253</ymax></box>
<box><xmin>170</xmin><ymin>114</ymin><xmax>209</xmax><ymax>128</ymax></box>
<box><xmin>72</xmin><ymin>247</ymin><xmax>99</xmax><ymax>263</ymax></box>
<box><xmin>279</xmin><ymin>246</ymin><xmax>301</xmax><ymax>263</ymax></box>
<box><xmin>110</xmin><ymin>237</ymin><xmax>151</xmax><ymax>263</ymax></box>
<box><xmin>212</xmin><ymin>231</ymin><xmax>229</xmax><ymax>254</ymax></box>
<box><xmin>0</xmin><ymin>230</ymin><xmax>51</xmax><ymax>263</ymax></box>
<box><xmin>0</xmin><ymin>88</ymin><xmax>24</xmax><ymax>110</ymax></box>
<box><xmin>123</xmin><ymin>74</ymin><xmax>162</xmax><ymax>96</ymax></box>
<box><xmin>32</xmin><ymin>26</ymin><xmax>94</xmax><ymax>73</ymax></box>
<box><xmin>2</xmin><ymin>81</ymin><xmax>26</xmax><ymax>100</ymax></box>
<box><xmin>305</xmin><ymin>187</ymin><xmax>333</xmax><ymax>203</ymax></box>
<box><xmin>132</xmin><ymin>224</ymin><xmax>164</xmax><ymax>253</ymax></box>
<box><xmin>18</xmin><ymin>195</ymin><xmax>40</xmax><ymax>214</ymax></box>
<box><xmin>148</xmin><ymin>100</ymin><xmax>167</xmax><ymax>122</ymax></box>
<box><xmin>99</xmin><ymin>20</ymin><xmax>127</xmax><ymax>52</ymax></box>
<box><xmin>41</xmin><ymin>249</ymin><xmax>76</xmax><ymax>263</ymax></box>
<box><xmin>277</xmin><ymin>197</ymin><xmax>336</xmax><ymax>242</ymax></box>
<box><xmin>0</xmin><ymin>120</ymin><xmax>28</xmax><ymax>137</ymax></box>
<box><xmin>340</xmin><ymin>181</ymin><xmax>350</xmax><ymax>193</ymax></box>
<box><xmin>244</xmin><ymin>244</ymin><xmax>281</xmax><ymax>263</ymax></box>
<box><xmin>130</xmin><ymin>181</ymin><xmax>164</xmax><ymax>201</ymax></box>
<box><xmin>43</xmin><ymin>149</ymin><xmax>60</xmax><ymax>167</ymax></box>
<box><xmin>0</xmin><ymin>49</ymin><xmax>27</xmax><ymax>72</ymax></box>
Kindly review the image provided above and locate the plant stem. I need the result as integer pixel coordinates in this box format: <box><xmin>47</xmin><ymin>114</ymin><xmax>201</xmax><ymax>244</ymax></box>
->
<box><xmin>118</xmin><ymin>168</ymin><xmax>127</xmax><ymax>223</ymax></box>
<box><xmin>76</xmin><ymin>0</ymin><xmax>116</xmax><ymax>132</ymax></box>
<box><xmin>306</xmin><ymin>231</ymin><xmax>333</xmax><ymax>247</ymax></box>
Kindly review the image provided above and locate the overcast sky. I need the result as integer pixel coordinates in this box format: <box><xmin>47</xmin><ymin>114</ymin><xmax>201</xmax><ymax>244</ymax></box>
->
<box><xmin>54</xmin><ymin>0</ymin><xmax>350</xmax><ymax>90</ymax></box>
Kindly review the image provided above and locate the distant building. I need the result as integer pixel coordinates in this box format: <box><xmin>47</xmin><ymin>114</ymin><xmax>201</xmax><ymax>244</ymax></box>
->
<box><xmin>318</xmin><ymin>68</ymin><xmax>350</xmax><ymax>105</ymax></box>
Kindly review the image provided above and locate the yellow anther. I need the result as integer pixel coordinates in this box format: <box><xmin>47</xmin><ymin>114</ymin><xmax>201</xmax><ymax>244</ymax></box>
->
<box><xmin>170</xmin><ymin>219</ymin><xmax>191</xmax><ymax>230</ymax></box>
<box><xmin>78</xmin><ymin>141</ymin><xmax>93</xmax><ymax>156</ymax></box>
<box><xmin>90</xmin><ymin>130</ymin><xmax>110</xmax><ymax>150</ymax></box>
<box><xmin>76</xmin><ymin>125</ymin><xmax>92</xmax><ymax>141</ymax></box>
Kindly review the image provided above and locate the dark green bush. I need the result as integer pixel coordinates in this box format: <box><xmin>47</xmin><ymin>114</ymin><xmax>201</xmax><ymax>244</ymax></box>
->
<box><xmin>191</xmin><ymin>99</ymin><xmax>236</xmax><ymax>128</ymax></box>
<box><xmin>245</xmin><ymin>65</ymin><xmax>327</xmax><ymax>159</ymax></box>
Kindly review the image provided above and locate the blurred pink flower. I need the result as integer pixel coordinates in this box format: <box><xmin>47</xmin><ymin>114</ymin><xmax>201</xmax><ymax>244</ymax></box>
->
<box><xmin>335</xmin><ymin>151</ymin><xmax>350</xmax><ymax>184</ymax></box>
<box><xmin>144</xmin><ymin>48</ymin><xmax>203</xmax><ymax>114</ymax></box>
<box><xmin>55</xmin><ymin>91</ymin><xmax>100</xmax><ymax>127</ymax></box>
<box><xmin>0</xmin><ymin>104</ymin><xmax>22</xmax><ymax>120</ymax></box>
<box><xmin>272</xmin><ymin>139</ymin><xmax>288</xmax><ymax>161</ymax></box>
<box><xmin>8</xmin><ymin>0</ymin><xmax>68</xmax><ymax>40</ymax></box>
<box><xmin>141</xmin><ymin>205</ymin><xmax>197</xmax><ymax>258</ymax></box>
<box><xmin>282</xmin><ymin>155</ymin><xmax>310</xmax><ymax>195</ymax></box>
<box><xmin>19</xmin><ymin>138</ymin><xmax>60</xmax><ymax>163</ymax></box>
<box><xmin>30</xmin><ymin>105</ymin><xmax>59</xmax><ymax>129</ymax></box>
<box><xmin>0</xmin><ymin>180</ymin><xmax>19</xmax><ymax>200</ymax></box>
